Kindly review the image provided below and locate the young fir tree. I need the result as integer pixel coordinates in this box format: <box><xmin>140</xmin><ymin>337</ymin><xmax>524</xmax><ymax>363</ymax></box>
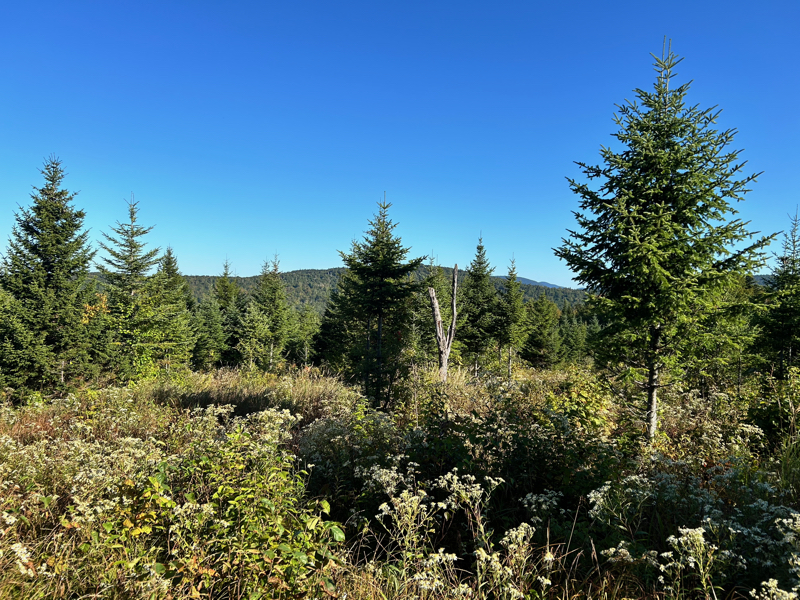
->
<box><xmin>316</xmin><ymin>201</ymin><xmax>423</xmax><ymax>406</ymax></box>
<box><xmin>252</xmin><ymin>257</ymin><xmax>291</xmax><ymax>370</ymax></box>
<box><xmin>682</xmin><ymin>275</ymin><xmax>759</xmax><ymax>395</ymax></box>
<box><xmin>237</xmin><ymin>303</ymin><xmax>271</xmax><ymax>370</ymax></box>
<box><xmin>497</xmin><ymin>259</ymin><xmax>526</xmax><ymax>379</ymax></box>
<box><xmin>313</xmin><ymin>283</ymin><xmax>353</xmax><ymax>373</ymax></box>
<box><xmin>521</xmin><ymin>295</ymin><xmax>563</xmax><ymax>369</ymax></box>
<box><xmin>555</xmin><ymin>45</ymin><xmax>772</xmax><ymax>441</ymax></box>
<box><xmin>158</xmin><ymin>247</ymin><xmax>196</xmax><ymax>312</ymax></box>
<box><xmin>558</xmin><ymin>309</ymin><xmax>589</xmax><ymax>364</ymax></box>
<box><xmin>97</xmin><ymin>199</ymin><xmax>163</xmax><ymax>379</ymax></box>
<box><xmin>285</xmin><ymin>304</ymin><xmax>320</xmax><ymax>366</ymax></box>
<box><xmin>1</xmin><ymin>157</ymin><xmax>96</xmax><ymax>391</ymax></box>
<box><xmin>214</xmin><ymin>259</ymin><xmax>241</xmax><ymax>312</ymax></box>
<box><xmin>757</xmin><ymin>212</ymin><xmax>800</xmax><ymax>378</ymax></box>
<box><xmin>192</xmin><ymin>297</ymin><xmax>226</xmax><ymax>370</ymax></box>
<box><xmin>150</xmin><ymin>248</ymin><xmax>197</xmax><ymax>370</ymax></box>
<box><xmin>459</xmin><ymin>237</ymin><xmax>499</xmax><ymax>374</ymax></box>
<box><xmin>214</xmin><ymin>260</ymin><xmax>245</xmax><ymax>366</ymax></box>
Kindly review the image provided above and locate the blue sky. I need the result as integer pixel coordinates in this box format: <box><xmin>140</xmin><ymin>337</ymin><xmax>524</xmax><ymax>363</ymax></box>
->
<box><xmin>1</xmin><ymin>1</ymin><xmax>797</xmax><ymax>287</ymax></box>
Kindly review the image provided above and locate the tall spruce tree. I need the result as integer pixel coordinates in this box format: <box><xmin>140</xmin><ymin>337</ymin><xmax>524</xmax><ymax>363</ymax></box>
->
<box><xmin>237</xmin><ymin>303</ymin><xmax>271</xmax><ymax>370</ymax></box>
<box><xmin>214</xmin><ymin>259</ymin><xmax>241</xmax><ymax>312</ymax></box>
<box><xmin>97</xmin><ymin>199</ymin><xmax>163</xmax><ymax>378</ymax></box>
<box><xmin>555</xmin><ymin>46</ymin><xmax>772</xmax><ymax>441</ymax></box>
<box><xmin>316</xmin><ymin>201</ymin><xmax>423</xmax><ymax>406</ymax></box>
<box><xmin>1</xmin><ymin>157</ymin><xmax>95</xmax><ymax>391</ymax></box>
<box><xmin>459</xmin><ymin>237</ymin><xmax>499</xmax><ymax>374</ymax></box>
<box><xmin>158</xmin><ymin>247</ymin><xmax>196</xmax><ymax>312</ymax></box>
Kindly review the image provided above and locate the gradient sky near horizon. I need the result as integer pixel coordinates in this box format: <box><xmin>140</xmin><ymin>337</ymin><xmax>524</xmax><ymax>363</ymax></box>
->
<box><xmin>1</xmin><ymin>1</ymin><xmax>797</xmax><ymax>287</ymax></box>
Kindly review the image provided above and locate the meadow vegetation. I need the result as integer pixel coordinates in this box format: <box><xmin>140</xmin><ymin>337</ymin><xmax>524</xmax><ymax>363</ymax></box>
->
<box><xmin>2</xmin><ymin>364</ymin><xmax>800</xmax><ymax>598</ymax></box>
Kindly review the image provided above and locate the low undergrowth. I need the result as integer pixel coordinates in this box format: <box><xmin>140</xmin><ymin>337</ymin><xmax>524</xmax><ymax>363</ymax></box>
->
<box><xmin>2</xmin><ymin>365</ymin><xmax>800</xmax><ymax>598</ymax></box>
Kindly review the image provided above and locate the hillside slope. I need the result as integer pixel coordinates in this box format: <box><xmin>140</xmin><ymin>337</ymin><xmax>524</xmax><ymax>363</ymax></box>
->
<box><xmin>184</xmin><ymin>267</ymin><xmax>585</xmax><ymax>313</ymax></box>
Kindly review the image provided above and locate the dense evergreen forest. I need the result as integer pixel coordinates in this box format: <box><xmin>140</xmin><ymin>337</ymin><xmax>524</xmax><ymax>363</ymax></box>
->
<box><xmin>3</xmin><ymin>50</ymin><xmax>800</xmax><ymax>599</ymax></box>
<box><xmin>182</xmin><ymin>268</ymin><xmax>585</xmax><ymax>314</ymax></box>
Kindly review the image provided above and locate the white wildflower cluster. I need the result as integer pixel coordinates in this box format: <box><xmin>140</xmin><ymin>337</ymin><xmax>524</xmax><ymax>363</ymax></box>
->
<box><xmin>298</xmin><ymin>399</ymin><xmax>402</xmax><ymax>482</ymax></box>
<box><xmin>357</xmin><ymin>459</ymin><xmax>418</xmax><ymax>498</ymax></box>
<box><xmin>751</xmin><ymin>579</ymin><xmax>799</xmax><ymax>600</ymax></box>
<box><xmin>434</xmin><ymin>469</ymin><xmax>503</xmax><ymax>511</ymax></box>
<box><xmin>11</xmin><ymin>542</ymin><xmax>34</xmax><ymax>577</ymax></box>
<box><xmin>521</xmin><ymin>489</ymin><xmax>563</xmax><ymax>525</ymax></box>
<box><xmin>244</xmin><ymin>408</ymin><xmax>299</xmax><ymax>445</ymax></box>
<box><xmin>778</xmin><ymin>513</ymin><xmax>800</xmax><ymax>584</ymax></box>
<box><xmin>602</xmin><ymin>540</ymin><xmax>636</xmax><ymax>565</ymax></box>
<box><xmin>587</xmin><ymin>455</ymin><xmax>799</xmax><ymax>586</ymax></box>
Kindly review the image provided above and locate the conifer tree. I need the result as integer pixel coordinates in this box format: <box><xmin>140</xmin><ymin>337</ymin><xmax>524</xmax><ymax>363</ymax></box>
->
<box><xmin>316</xmin><ymin>201</ymin><xmax>423</xmax><ymax>406</ymax></box>
<box><xmin>558</xmin><ymin>309</ymin><xmax>589</xmax><ymax>363</ymax></box>
<box><xmin>158</xmin><ymin>247</ymin><xmax>196</xmax><ymax>312</ymax></box>
<box><xmin>214</xmin><ymin>259</ymin><xmax>241</xmax><ymax>312</ymax></box>
<box><xmin>99</xmin><ymin>199</ymin><xmax>160</xmax><ymax>300</ymax></box>
<box><xmin>237</xmin><ymin>303</ymin><xmax>271</xmax><ymax>370</ymax></box>
<box><xmin>150</xmin><ymin>248</ymin><xmax>196</xmax><ymax>370</ymax></box>
<box><xmin>1</xmin><ymin>157</ymin><xmax>95</xmax><ymax>391</ymax></box>
<box><xmin>498</xmin><ymin>260</ymin><xmax>526</xmax><ymax>378</ymax></box>
<box><xmin>214</xmin><ymin>260</ymin><xmax>245</xmax><ymax>366</ymax></box>
<box><xmin>192</xmin><ymin>297</ymin><xmax>226</xmax><ymax>370</ymax></box>
<box><xmin>313</xmin><ymin>284</ymin><xmax>354</xmax><ymax>373</ymax></box>
<box><xmin>0</xmin><ymin>289</ymin><xmax>46</xmax><ymax>393</ymax></box>
<box><xmin>758</xmin><ymin>212</ymin><xmax>800</xmax><ymax>378</ymax></box>
<box><xmin>459</xmin><ymin>237</ymin><xmax>499</xmax><ymax>374</ymax></box>
<box><xmin>521</xmin><ymin>296</ymin><xmax>563</xmax><ymax>368</ymax></box>
<box><xmin>555</xmin><ymin>46</ymin><xmax>772</xmax><ymax>441</ymax></box>
<box><xmin>252</xmin><ymin>257</ymin><xmax>290</xmax><ymax>370</ymax></box>
<box><xmin>97</xmin><ymin>199</ymin><xmax>163</xmax><ymax>378</ymax></box>
<box><xmin>286</xmin><ymin>304</ymin><xmax>320</xmax><ymax>366</ymax></box>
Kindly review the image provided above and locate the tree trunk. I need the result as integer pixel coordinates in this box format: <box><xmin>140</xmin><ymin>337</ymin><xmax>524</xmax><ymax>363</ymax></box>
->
<box><xmin>377</xmin><ymin>312</ymin><xmax>384</xmax><ymax>406</ymax></box>
<box><xmin>507</xmin><ymin>347</ymin><xmax>512</xmax><ymax>382</ymax></box>
<box><xmin>645</xmin><ymin>326</ymin><xmax>662</xmax><ymax>442</ymax></box>
<box><xmin>646</xmin><ymin>363</ymin><xmax>659</xmax><ymax>442</ymax></box>
<box><xmin>365</xmin><ymin>316</ymin><xmax>371</xmax><ymax>397</ymax></box>
<box><xmin>428</xmin><ymin>265</ymin><xmax>458</xmax><ymax>383</ymax></box>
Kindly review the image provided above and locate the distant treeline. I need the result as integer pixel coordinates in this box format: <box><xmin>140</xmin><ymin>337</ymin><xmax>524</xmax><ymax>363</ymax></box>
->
<box><xmin>183</xmin><ymin>267</ymin><xmax>586</xmax><ymax>314</ymax></box>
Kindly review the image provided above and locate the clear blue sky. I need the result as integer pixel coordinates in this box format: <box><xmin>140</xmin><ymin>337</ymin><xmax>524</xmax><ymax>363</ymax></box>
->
<box><xmin>1</xmin><ymin>1</ymin><xmax>797</xmax><ymax>287</ymax></box>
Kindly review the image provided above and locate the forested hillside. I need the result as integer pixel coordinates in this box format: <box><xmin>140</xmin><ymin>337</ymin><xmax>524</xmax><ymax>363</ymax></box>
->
<box><xmin>184</xmin><ymin>266</ymin><xmax>585</xmax><ymax>313</ymax></box>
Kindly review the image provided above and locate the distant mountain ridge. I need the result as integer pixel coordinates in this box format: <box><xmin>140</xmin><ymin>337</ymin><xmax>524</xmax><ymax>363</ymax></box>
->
<box><xmin>183</xmin><ymin>267</ymin><xmax>585</xmax><ymax>314</ymax></box>
<box><xmin>508</xmin><ymin>276</ymin><xmax>561</xmax><ymax>288</ymax></box>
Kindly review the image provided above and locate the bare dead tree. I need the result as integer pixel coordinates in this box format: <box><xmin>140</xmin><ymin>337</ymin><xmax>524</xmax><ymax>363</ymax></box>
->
<box><xmin>428</xmin><ymin>265</ymin><xmax>458</xmax><ymax>382</ymax></box>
